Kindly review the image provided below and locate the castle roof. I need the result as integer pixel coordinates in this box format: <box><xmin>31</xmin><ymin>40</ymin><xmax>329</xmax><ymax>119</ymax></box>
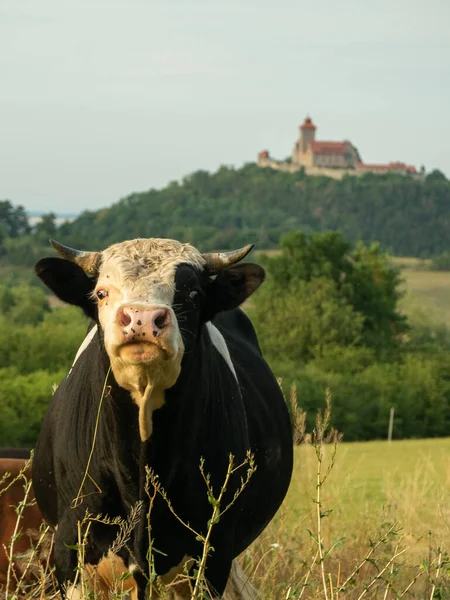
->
<box><xmin>300</xmin><ymin>116</ymin><xmax>316</xmax><ymax>130</ymax></box>
<box><xmin>311</xmin><ymin>141</ymin><xmax>347</xmax><ymax>155</ymax></box>
<box><xmin>358</xmin><ymin>161</ymin><xmax>416</xmax><ymax>173</ymax></box>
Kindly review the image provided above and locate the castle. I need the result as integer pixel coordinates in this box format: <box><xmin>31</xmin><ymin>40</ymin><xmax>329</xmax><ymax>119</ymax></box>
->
<box><xmin>257</xmin><ymin>116</ymin><xmax>423</xmax><ymax>180</ymax></box>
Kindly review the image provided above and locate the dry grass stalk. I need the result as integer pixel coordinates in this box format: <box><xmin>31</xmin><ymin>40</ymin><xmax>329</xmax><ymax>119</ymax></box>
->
<box><xmin>145</xmin><ymin>451</ymin><xmax>257</xmax><ymax>598</ymax></box>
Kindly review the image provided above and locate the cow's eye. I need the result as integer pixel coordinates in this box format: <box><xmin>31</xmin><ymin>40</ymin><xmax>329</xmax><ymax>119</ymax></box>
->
<box><xmin>96</xmin><ymin>289</ymin><xmax>109</xmax><ymax>300</ymax></box>
<box><xmin>189</xmin><ymin>290</ymin><xmax>198</xmax><ymax>300</ymax></box>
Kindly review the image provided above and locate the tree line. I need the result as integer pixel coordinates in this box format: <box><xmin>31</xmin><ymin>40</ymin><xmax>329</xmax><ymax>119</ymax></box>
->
<box><xmin>1</xmin><ymin>165</ymin><xmax>450</xmax><ymax>264</ymax></box>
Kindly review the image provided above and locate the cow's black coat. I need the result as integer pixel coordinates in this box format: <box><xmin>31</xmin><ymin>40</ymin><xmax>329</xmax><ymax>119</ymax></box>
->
<box><xmin>32</xmin><ymin>257</ymin><xmax>293</xmax><ymax>598</ymax></box>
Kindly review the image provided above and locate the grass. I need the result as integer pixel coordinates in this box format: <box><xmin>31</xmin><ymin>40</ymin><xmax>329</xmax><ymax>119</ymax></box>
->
<box><xmin>3</xmin><ymin>431</ymin><xmax>450</xmax><ymax>598</ymax></box>
<box><xmin>241</xmin><ymin>432</ymin><xmax>450</xmax><ymax>599</ymax></box>
<box><xmin>400</xmin><ymin>269</ymin><xmax>450</xmax><ymax>327</ymax></box>
<box><xmin>284</xmin><ymin>437</ymin><xmax>450</xmax><ymax>556</ymax></box>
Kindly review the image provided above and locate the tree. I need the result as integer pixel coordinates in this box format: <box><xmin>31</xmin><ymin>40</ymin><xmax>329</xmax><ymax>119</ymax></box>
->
<box><xmin>252</xmin><ymin>231</ymin><xmax>408</xmax><ymax>363</ymax></box>
<box><xmin>34</xmin><ymin>212</ymin><xmax>57</xmax><ymax>241</ymax></box>
<box><xmin>0</xmin><ymin>283</ymin><xmax>50</xmax><ymax>326</ymax></box>
<box><xmin>430</xmin><ymin>251</ymin><xmax>450</xmax><ymax>271</ymax></box>
<box><xmin>0</xmin><ymin>200</ymin><xmax>30</xmax><ymax>238</ymax></box>
<box><xmin>251</xmin><ymin>276</ymin><xmax>364</xmax><ymax>363</ymax></box>
<box><xmin>345</xmin><ymin>241</ymin><xmax>408</xmax><ymax>352</ymax></box>
<box><xmin>426</xmin><ymin>169</ymin><xmax>447</xmax><ymax>183</ymax></box>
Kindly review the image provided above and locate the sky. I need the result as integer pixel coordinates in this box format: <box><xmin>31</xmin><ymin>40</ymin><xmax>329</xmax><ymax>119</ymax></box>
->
<box><xmin>1</xmin><ymin>0</ymin><xmax>449</xmax><ymax>214</ymax></box>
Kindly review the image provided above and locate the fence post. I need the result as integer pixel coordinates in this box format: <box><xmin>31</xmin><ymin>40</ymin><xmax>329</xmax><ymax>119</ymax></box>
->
<box><xmin>387</xmin><ymin>407</ymin><xmax>394</xmax><ymax>442</ymax></box>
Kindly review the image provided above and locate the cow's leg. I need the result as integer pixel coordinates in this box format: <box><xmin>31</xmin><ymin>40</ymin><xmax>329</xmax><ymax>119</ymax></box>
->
<box><xmin>162</xmin><ymin>559</ymin><xmax>258</xmax><ymax>600</ymax></box>
<box><xmin>54</xmin><ymin>519</ymin><xmax>105</xmax><ymax>600</ymax></box>
<box><xmin>54</xmin><ymin>524</ymin><xmax>79</xmax><ymax>599</ymax></box>
<box><xmin>205</xmin><ymin>552</ymin><xmax>233</xmax><ymax>599</ymax></box>
<box><xmin>133</xmin><ymin>569</ymin><xmax>148</xmax><ymax>600</ymax></box>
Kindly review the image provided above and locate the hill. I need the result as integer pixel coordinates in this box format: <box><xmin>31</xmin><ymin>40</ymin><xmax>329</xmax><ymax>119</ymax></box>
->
<box><xmin>53</xmin><ymin>164</ymin><xmax>450</xmax><ymax>257</ymax></box>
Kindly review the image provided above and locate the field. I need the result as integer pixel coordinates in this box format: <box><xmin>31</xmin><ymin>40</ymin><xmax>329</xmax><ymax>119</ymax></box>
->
<box><xmin>245</xmin><ymin>434</ymin><xmax>450</xmax><ymax>598</ymax></box>
<box><xmin>286</xmin><ymin>437</ymin><xmax>450</xmax><ymax>538</ymax></box>
<box><xmin>400</xmin><ymin>268</ymin><xmax>450</xmax><ymax>327</ymax></box>
<box><xmin>3</xmin><ymin>436</ymin><xmax>449</xmax><ymax>599</ymax></box>
<box><xmin>286</xmin><ymin>438</ymin><xmax>450</xmax><ymax>552</ymax></box>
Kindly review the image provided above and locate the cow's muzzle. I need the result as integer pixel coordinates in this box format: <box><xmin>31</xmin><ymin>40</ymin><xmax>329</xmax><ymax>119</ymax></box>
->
<box><xmin>115</xmin><ymin>304</ymin><xmax>176</xmax><ymax>364</ymax></box>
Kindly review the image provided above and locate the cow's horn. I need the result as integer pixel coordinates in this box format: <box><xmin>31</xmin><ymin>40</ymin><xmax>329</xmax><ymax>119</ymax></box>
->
<box><xmin>202</xmin><ymin>244</ymin><xmax>254</xmax><ymax>272</ymax></box>
<box><xmin>50</xmin><ymin>239</ymin><xmax>100</xmax><ymax>276</ymax></box>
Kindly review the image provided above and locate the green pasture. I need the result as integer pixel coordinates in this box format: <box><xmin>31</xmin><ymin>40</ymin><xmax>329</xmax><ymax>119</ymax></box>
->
<box><xmin>400</xmin><ymin>268</ymin><xmax>450</xmax><ymax>327</ymax></box>
<box><xmin>286</xmin><ymin>438</ymin><xmax>450</xmax><ymax>538</ymax></box>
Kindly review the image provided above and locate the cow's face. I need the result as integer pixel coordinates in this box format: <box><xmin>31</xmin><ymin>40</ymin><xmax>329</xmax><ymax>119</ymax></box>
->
<box><xmin>36</xmin><ymin>238</ymin><xmax>264</xmax><ymax>440</ymax></box>
<box><xmin>91</xmin><ymin>239</ymin><xmax>207</xmax><ymax>395</ymax></box>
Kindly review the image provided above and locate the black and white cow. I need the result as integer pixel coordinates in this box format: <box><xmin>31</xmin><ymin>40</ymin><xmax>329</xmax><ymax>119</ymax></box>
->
<box><xmin>32</xmin><ymin>238</ymin><xmax>293</xmax><ymax>599</ymax></box>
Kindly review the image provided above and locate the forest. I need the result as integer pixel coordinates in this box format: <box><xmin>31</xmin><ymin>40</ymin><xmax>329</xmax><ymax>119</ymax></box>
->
<box><xmin>1</xmin><ymin>164</ymin><xmax>450</xmax><ymax>264</ymax></box>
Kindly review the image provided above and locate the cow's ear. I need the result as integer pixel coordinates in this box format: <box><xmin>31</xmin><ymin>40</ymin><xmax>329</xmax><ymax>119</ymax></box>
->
<box><xmin>35</xmin><ymin>257</ymin><xmax>97</xmax><ymax>320</ymax></box>
<box><xmin>205</xmin><ymin>263</ymin><xmax>265</xmax><ymax>317</ymax></box>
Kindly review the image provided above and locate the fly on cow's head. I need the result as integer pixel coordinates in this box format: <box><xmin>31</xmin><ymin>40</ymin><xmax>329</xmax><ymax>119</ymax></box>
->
<box><xmin>35</xmin><ymin>238</ymin><xmax>265</xmax><ymax>440</ymax></box>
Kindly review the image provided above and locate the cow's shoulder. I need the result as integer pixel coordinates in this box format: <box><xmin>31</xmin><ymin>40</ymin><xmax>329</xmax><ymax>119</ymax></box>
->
<box><xmin>212</xmin><ymin>308</ymin><xmax>262</xmax><ymax>354</ymax></box>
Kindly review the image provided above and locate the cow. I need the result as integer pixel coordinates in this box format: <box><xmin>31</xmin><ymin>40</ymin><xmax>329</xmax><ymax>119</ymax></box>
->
<box><xmin>32</xmin><ymin>237</ymin><xmax>293</xmax><ymax>599</ymax></box>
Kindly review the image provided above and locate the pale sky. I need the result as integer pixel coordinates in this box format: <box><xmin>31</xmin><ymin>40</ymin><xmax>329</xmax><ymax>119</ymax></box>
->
<box><xmin>1</xmin><ymin>0</ymin><xmax>449</xmax><ymax>214</ymax></box>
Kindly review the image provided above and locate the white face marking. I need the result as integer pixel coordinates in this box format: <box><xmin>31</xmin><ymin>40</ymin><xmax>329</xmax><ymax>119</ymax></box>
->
<box><xmin>206</xmin><ymin>322</ymin><xmax>238</xmax><ymax>382</ymax></box>
<box><xmin>68</xmin><ymin>325</ymin><xmax>98</xmax><ymax>375</ymax></box>
<box><xmin>92</xmin><ymin>239</ymin><xmax>205</xmax><ymax>442</ymax></box>
<box><xmin>95</xmin><ymin>239</ymin><xmax>204</xmax><ymax>362</ymax></box>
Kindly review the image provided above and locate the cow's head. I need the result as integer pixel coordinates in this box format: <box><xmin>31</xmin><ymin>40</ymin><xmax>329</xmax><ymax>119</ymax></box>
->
<box><xmin>36</xmin><ymin>238</ymin><xmax>264</xmax><ymax>440</ymax></box>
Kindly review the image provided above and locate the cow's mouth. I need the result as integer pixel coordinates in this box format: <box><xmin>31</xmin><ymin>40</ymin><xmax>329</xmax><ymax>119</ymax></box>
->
<box><xmin>118</xmin><ymin>341</ymin><xmax>166</xmax><ymax>364</ymax></box>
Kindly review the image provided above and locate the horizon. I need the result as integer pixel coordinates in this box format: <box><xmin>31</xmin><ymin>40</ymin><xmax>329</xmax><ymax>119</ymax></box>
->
<box><xmin>2</xmin><ymin>0</ymin><xmax>449</xmax><ymax>213</ymax></box>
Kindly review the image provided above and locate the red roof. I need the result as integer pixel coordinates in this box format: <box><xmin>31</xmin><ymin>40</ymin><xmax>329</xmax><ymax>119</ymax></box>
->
<box><xmin>358</xmin><ymin>161</ymin><xmax>416</xmax><ymax>173</ymax></box>
<box><xmin>311</xmin><ymin>141</ymin><xmax>346</xmax><ymax>155</ymax></box>
<box><xmin>300</xmin><ymin>116</ymin><xmax>316</xmax><ymax>130</ymax></box>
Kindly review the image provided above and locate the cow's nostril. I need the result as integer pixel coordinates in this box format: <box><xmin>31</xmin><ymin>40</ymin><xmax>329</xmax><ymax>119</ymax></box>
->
<box><xmin>118</xmin><ymin>309</ymin><xmax>132</xmax><ymax>327</ymax></box>
<box><xmin>154</xmin><ymin>313</ymin><xmax>168</xmax><ymax>330</ymax></box>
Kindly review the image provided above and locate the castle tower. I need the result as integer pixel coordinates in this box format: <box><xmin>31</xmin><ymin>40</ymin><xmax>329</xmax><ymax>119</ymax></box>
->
<box><xmin>292</xmin><ymin>116</ymin><xmax>316</xmax><ymax>165</ymax></box>
<box><xmin>299</xmin><ymin>116</ymin><xmax>316</xmax><ymax>152</ymax></box>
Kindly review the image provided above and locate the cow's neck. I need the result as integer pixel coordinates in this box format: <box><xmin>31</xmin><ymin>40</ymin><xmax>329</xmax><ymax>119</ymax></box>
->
<box><xmin>110</xmin><ymin>357</ymin><xmax>182</xmax><ymax>442</ymax></box>
<box><xmin>106</xmin><ymin>321</ymin><xmax>246</xmax><ymax>446</ymax></box>
<box><xmin>162</xmin><ymin>321</ymin><xmax>250</xmax><ymax>458</ymax></box>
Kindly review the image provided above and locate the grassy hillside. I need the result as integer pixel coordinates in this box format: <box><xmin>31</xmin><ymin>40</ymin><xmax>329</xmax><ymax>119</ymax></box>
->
<box><xmin>384</xmin><ymin>256</ymin><xmax>450</xmax><ymax>327</ymax></box>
